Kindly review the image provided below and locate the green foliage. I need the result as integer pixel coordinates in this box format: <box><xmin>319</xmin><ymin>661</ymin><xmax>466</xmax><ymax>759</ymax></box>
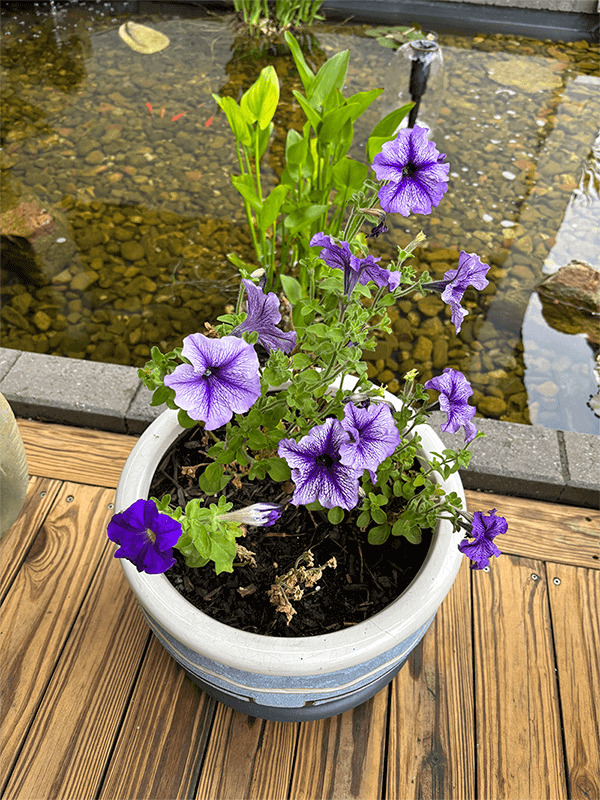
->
<box><xmin>213</xmin><ymin>33</ymin><xmax>411</xmax><ymax>290</ymax></box>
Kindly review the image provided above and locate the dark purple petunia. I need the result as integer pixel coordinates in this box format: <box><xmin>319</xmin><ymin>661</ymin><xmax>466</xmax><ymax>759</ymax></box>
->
<box><xmin>278</xmin><ymin>417</ymin><xmax>362</xmax><ymax>510</ymax></box>
<box><xmin>365</xmin><ymin>217</ymin><xmax>389</xmax><ymax>239</ymax></box>
<box><xmin>458</xmin><ymin>509</ymin><xmax>508</xmax><ymax>569</ymax></box>
<box><xmin>424</xmin><ymin>368</ymin><xmax>477</xmax><ymax>444</ymax></box>
<box><xmin>164</xmin><ymin>334</ymin><xmax>261</xmax><ymax>430</ymax></box>
<box><xmin>107</xmin><ymin>498</ymin><xmax>182</xmax><ymax>574</ymax></box>
<box><xmin>371</xmin><ymin>125</ymin><xmax>449</xmax><ymax>217</ymax></box>
<box><xmin>423</xmin><ymin>251</ymin><xmax>490</xmax><ymax>332</ymax></box>
<box><xmin>310</xmin><ymin>232</ymin><xmax>401</xmax><ymax>295</ymax></box>
<box><xmin>339</xmin><ymin>401</ymin><xmax>400</xmax><ymax>483</ymax></box>
<box><xmin>232</xmin><ymin>279</ymin><xmax>297</xmax><ymax>353</ymax></box>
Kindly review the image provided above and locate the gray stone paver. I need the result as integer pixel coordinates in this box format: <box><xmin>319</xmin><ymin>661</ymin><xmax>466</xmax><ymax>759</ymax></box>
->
<box><xmin>0</xmin><ymin>351</ymin><xmax>140</xmax><ymax>432</ymax></box>
<box><xmin>125</xmin><ymin>381</ymin><xmax>164</xmax><ymax>435</ymax></box>
<box><xmin>0</xmin><ymin>347</ymin><xmax>20</xmax><ymax>382</ymax></box>
<box><xmin>561</xmin><ymin>430</ymin><xmax>600</xmax><ymax>507</ymax></box>
<box><xmin>427</xmin><ymin>411</ymin><xmax>566</xmax><ymax>502</ymax></box>
<box><xmin>1</xmin><ymin>349</ymin><xmax>597</xmax><ymax>507</ymax></box>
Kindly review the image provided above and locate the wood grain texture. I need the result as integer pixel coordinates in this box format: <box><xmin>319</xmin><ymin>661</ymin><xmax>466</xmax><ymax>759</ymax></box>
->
<box><xmin>387</xmin><ymin>560</ymin><xmax>475</xmax><ymax>800</ymax></box>
<box><xmin>99</xmin><ymin>637</ymin><xmax>217</xmax><ymax>800</ymax></box>
<box><xmin>473</xmin><ymin>554</ymin><xmax>567</xmax><ymax>800</ymax></box>
<box><xmin>195</xmin><ymin>704</ymin><xmax>297</xmax><ymax>800</ymax></box>
<box><xmin>17</xmin><ymin>418</ymin><xmax>138</xmax><ymax>488</ymax></box>
<box><xmin>0</xmin><ymin>475</ymin><xmax>61</xmax><ymax>601</ymax></box>
<box><xmin>547</xmin><ymin>562</ymin><xmax>600</xmax><ymax>800</ymax></box>
<box><xmin>466</xmin><ymin>490</ymin><xmax>600</xmax><ymax>568</ymax></box>
<box><xmin>2</xmin><ymin>549</ymin><xmax>149</xmax><ymax>800</ymax></box>
<box><xmin>289</xmin><ymin>688</ymin><xmax>388</xmax><ymax>800</ymax></box>
<box><xmin>0</xmin><ymin>482</ymin><xmax>114</xmax><ymax>788</ymax></box>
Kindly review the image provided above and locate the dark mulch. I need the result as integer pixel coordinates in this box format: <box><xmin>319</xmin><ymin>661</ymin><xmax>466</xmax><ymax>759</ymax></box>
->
<box><xmin>150</xmin><ymin>425</ymin><xmax>432</xmax><ymax>638</ymax></box>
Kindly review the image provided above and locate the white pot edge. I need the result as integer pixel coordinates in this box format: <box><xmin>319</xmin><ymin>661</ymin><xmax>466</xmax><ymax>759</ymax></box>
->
<box><xmin>116</xmin><ymin>398</ymin><xmax>466</xmax><ymax>678</ymax></box>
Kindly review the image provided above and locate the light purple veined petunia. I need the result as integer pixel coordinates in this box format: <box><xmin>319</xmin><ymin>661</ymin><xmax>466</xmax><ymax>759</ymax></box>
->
<box><xmin>310</xmin><ymin>232</ymin><xmax>401</xmax><ymax>296</ymax></box>
<box><xmin>339</xmin><ymin>401</ymin><xmax>400</xmax><ymax>483</ymax></box>
<box><xmin>107</xmin><ymin>498</ymin><xmax>182</xmax><ymax>574</ymax></box>
<box><xmin>422</xmin><ymin>251</ymin><xmax>490</xmax><ymax>332</ymax></box>
<box><xmin>424</xmin><ymin>368</ymin><xmax>478</xmax><ymax>444</ymax></box>
<box><xmin>232</xmin><ymin>279</ymin><xmax>297</xmax><ymax>353</ymax></box>
<box><xmin>222</xmin><ymin>503</ymin><xmax>282</xmax><ymax>527</ymax></box>
<box><xmin>278</xmin><ymin>417</ymin><xmax>362</xmax><ymax>510</ymax></box>
<box><xmin>458</xmin><ymin>509</ymin><xmax>508</xmax><ymax>570</ymax></box>
<box><xmin>372</xmin><ymin>125</ymin><xmax>449</xmax><ymax>217</ymax></box>
<box><xmin>164</xmin><ymin>334</ymin><xmax>261</xmax><ymax>430</ymax></box>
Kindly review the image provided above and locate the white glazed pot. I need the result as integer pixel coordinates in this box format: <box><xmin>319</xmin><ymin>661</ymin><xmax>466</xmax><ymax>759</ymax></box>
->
<box><xmin>114</xmin><ymin>399</ymin><xmax>466</xmax><ymax>722</ymax></box>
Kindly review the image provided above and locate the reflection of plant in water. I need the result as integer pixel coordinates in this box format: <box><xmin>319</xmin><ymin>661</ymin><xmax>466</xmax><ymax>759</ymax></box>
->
<box><xmin>364</xmin><ymin>25</ymin><xmax>431</xmax><ymax>50</ymax></box>
<box><xmin>233</xmin><ymin>0</ymin><xmax>325</xmax><ymax>35</ymax></box>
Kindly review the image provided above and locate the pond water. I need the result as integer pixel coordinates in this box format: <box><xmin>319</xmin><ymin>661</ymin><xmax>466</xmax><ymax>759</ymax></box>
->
<box><xmin>1</xmin><ymin>1</ymin><xmax>599</xmax><ymax>434</ymax></box>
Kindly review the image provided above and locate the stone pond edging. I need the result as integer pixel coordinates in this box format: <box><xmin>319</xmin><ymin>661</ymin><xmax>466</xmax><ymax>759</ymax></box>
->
<box><xmin>2</xmin><ymin>346</ymin><xmax>597</xmax><ymax>508</ymax></box>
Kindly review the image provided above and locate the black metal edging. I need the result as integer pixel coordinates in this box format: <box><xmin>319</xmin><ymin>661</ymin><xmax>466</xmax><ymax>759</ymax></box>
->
<box><xmin>320</xmin><ymin>0</ymin><xmax>599</xmax><ymax>43</ymax></box>
<box><xmin>197</xmin><ymin>0</ymin><xmax>599</xmax><ymax>42</ymax></box>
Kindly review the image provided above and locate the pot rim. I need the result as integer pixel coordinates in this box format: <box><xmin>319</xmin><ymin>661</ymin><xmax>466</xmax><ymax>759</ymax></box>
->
<box><xmin>116</xmin><ymin>388</ymin><xmax>466</xmax><ymax>677</ymax></box>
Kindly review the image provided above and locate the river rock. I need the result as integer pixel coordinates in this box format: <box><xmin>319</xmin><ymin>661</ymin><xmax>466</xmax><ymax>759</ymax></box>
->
<box><xmin>536</xmin><ymin>261</ymin><xmax>600</xmax><ymax>315</ymax></box>
<box><xmin>120</xmin><ymin>240</ymin><xmax>145</xmax><ymax>261</ymax></box>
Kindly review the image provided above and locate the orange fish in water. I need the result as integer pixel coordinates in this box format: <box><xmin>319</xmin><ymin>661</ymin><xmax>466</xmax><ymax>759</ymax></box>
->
<box><xmin>205</xmin><ymin>116</ymin><xmax>213</xmax><ymax>127</ymax></box>
<box><xmin>145</xmin><ymin>101</ymin><xmax>153</xmax><ymax>115</ymax></box>
<box><xmin>171</xmin><ymin>112</ymin><xmax>189</xmax><ymax>121</ymax></box>
<box><xmin>159</xmin><ymin>106</ymin><xmax>167</xmax><ymax>119</ymax></box>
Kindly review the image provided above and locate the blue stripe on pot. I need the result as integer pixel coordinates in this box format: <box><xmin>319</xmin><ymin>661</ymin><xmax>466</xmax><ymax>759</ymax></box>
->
<box><xmin>142</xmin><ymin>607</ymin><xmax>434</xmax><ymax>708</ymax></box>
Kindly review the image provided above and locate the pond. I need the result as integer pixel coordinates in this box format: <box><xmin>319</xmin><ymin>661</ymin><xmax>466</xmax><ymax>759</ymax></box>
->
<box><xmin>1</xmin><ymin>1</ymin><xmax>599</xmax><ymax>434</ymax></box>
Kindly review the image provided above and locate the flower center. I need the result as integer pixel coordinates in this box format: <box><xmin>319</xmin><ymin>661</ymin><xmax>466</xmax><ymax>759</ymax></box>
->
<box><xmin>203</xmin><ymin>368</ymin><xmax>212</xmax><ymax>377</ymax></box>
<box><xmin>146</xmin><ymin>527</ymin><xmax>156</xmax><ymax>543</ymax></box>
<box><xmin>402</xmin><ymin>163</ymin><xmax>417</xmax><ymax>178</ymax></box>
<box><xmin>316</xmin><ymin>454</ymin><xmax>334</xmax><ymax>468</ymax></box>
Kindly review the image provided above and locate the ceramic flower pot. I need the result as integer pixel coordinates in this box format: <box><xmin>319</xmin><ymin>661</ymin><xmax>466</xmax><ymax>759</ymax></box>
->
<box><xmin>0</xmin><ymin>392</ymin><xmax>29</xmax><ymax>538</ymax></box>
<box><xmin>114</xmin><ymin>399</ymin><xmax>466</xmax><ymax>722</ymax></box>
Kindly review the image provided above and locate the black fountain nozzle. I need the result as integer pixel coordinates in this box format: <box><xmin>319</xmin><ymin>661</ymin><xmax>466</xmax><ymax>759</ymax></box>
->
<box><xmin>407</xmin><ymin>40</ymin><xmax>442</xmax><ymax>129</ymax></box>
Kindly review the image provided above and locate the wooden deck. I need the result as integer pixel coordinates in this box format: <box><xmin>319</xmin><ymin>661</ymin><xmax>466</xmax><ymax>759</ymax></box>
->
<box><xmin>1</xmin><ymin>419</ymin><xmax>599</xmax><ymax>800</ymax></box>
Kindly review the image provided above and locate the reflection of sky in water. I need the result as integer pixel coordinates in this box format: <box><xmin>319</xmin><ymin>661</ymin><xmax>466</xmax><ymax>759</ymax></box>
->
<box><xmin>522</xmin><ymin>293</ymin><xmax>598</xmax><ymax>434</ymax></box>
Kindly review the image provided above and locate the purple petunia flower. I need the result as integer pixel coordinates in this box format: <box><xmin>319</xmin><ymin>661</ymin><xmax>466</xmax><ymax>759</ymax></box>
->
<box><xmin>422</xmin><ymin>251</ymin><xmax>490</xmax><ymax>333</ymax></box>
<box><xmin>232</xmin><ymin>279</ymin><xmax>297</xmax><ymax>353</ymax></box>
<box><xmin>107</xmin><ymin>499</ymin><xmax>182</xmax><ymax>574</ymax></box>
<box><xmin>365</xmin><ymin>217</ymin><xmax>389</xmax><ymax>239</ymax></box>
<box><xmin>222</xmin><ymin>503</ymin><xmax>282</xmax><ymax>527</ymax></box>
<box><xmin>278</xmin><ymin>418</ymin><xmax>362</xmax><ymax>510</ymax></box>
<box><xmin>310</xmin><ymin>232</ymin><xmax>401</xmax><ymax>296</ymax></box>
<box><xmin>164</xmin><ymin>334</ymin><xmax>261</xmax><ymax>430</ymax></box>
<box><xmin>424</xmin><ymin>368</ymin><xmax>478</xmax><ymax>444</ymax></box>
<box><xmin>371</xmin><ymin>125</ymin><xmax>449</xmax><ymax>217</ymax></box>
<box><xmin>458</xmin><ymin>509</ymin><xmax>508</xmax><ymax>569</ymax></box>
<box><xmin>339</xmin><ymin>401</ymin><xmax>400</xmax><ymax>483</ymax></box>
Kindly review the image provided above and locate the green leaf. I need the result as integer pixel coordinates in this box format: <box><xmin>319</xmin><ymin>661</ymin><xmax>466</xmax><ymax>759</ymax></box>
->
<box><xmin>345</xmin><ymin>88</ymin><xmax>384</xmax><ymax>122</ymax></box>
<box><xmin>284</xmin><ymin>31</ymin><xmax>315</xmax><ymax>95</ymax></box>
<box><xmin>368</xmin><ymin>523</ymin><xmax>390</xmax><ymax>545</ymax></box>
<box><xmin>177</xmin><ymin>409</ymin><xmax>197</xmax><ymax>428</ymax></box>
<box><xmin>231</xmin><ymin>174</ymin><xmax>262</xmax><ymax>212</ymax></box>
<box><xmin>240</xmin><ymin>65</ymin><xmax>280</xmax><ymax>129</ymax></box>
<box><xmin>198</xmin><ymin>462</ymin><xmax>231</xmax><ymax>495</ymax></box>
<box><xmin>283</xmin><ymin>203</ymin><xmax>328</xmax><ymax>234</ymax></box>
<box><xmin>308</xmin><ymin>50</ymin><xmax>350</xmax><ymax>108</ymax></box>
<box><xmin>332</xmin><ymin>158</ymin><xmax>369</xmax><ymax>193</ymax></box>
<box><xmin>366</xmin><ymin>103</ymin><xmax>414</xmax><ymax>162</ymax></box>
<box><xmin>280</xmin><ymin>274</ymin><xmax>304</xmax><ymax>305</ymax></box>
<box><xmin>327</xmin><ymin>506</ymin><xmax>344</xmax><ymax>524</ymax></box>
<box><xmin>258</xmin><ymin>184</ymin><xmax>288</xmax><ymax>232</ymax></box>
<box><xmin>292</xmin><ymin>90</ymin><xmax>322</xmax><ymax>130</ymax></box>
<box><xmin>266</xmin><ymin>457</ymin><xmax>291</xmax><ymax>482</ymax></box>
<box><xmin>319</xmin><ymin>105</ymin><xmax>354</xmax><ymax>143</ymax></box>
<box><xmin>212</xmin><ymin>94</ymin><xmax>251</xmax><ymax>145</ymax></box>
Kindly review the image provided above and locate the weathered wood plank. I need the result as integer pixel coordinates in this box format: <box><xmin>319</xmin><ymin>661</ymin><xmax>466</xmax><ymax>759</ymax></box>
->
<box><xmin>196</xmin><ymin>705</ymin><xmax>297</xmax><ymax>800</ymax></box>
<box><xmin>473</xmin><ymin>554</ymin><xmax>567</xmax><ymax>800</ymax></box>
<box><xmin>2</xmin><ymin>549</ymin><xmax>149</xmax><ymax>800</ymax></box>
<box><xmin>547</xmin><ymin>562</ymin><xmax>600</xmax><ymax>800</ymax></box>
<box><xmin>0</xmin><ymin>476</ymin><xmax>62</xmax><ymax>602</ymax></box>
<box><xmin>386</xmin><ymin>560</ymin><xmax>474</xmax><ymax>800</ymax></box>
<box><xmin>99</xmin><ymin>637</ymin><xmax>217</xmax><ymax>800</ymax></box>
<box><xmin>289</xmin><ymin>688</ymin><xmax>388</xmax><ymax>800</ymax></box>
<box><xmin>17</xmin><ymin>418</ymin><xmax>138</xmax><ymax>488</ymax></box>
<box><xmin>0</xmin><ymin>482</ymin><xmax>114</xmax><ymax>789</ymax></box>
<box><xmin>465</xmin><ymin>490</ymin><xmax>600</xmax><ymax>569</ymax></box>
